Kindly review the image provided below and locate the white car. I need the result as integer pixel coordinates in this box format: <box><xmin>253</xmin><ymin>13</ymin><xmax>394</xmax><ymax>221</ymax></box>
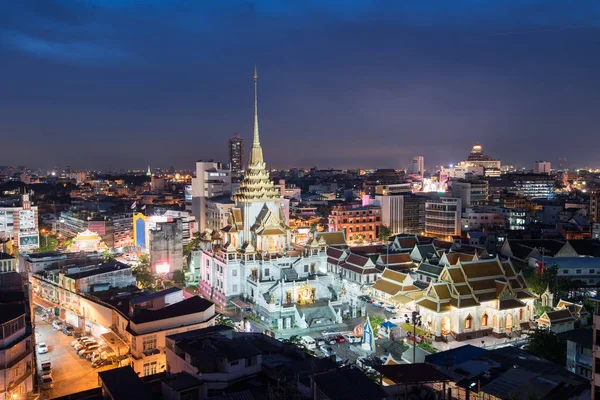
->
<box><xmin>384</xmin><ymin>305</ymin><xmax>397</xmax><ymax>314</ymax></box>
<box><xmin>388</xmin><ymin>316</ymin><xmax>404</xmax><ymax>324</ymax></box>
<box><xmin>36</xmin><ymin>342</ymin><xmax>49</xmax><ymax>354</ymax></box>
<box><xmin>343</xmin><ymin>334</ymin><xmax>360</xmax><ymax>343</ymax></box>
<box><xmin>373</xmin><ymin>301</ymin><xmax>385</xmax><ymax>308</ymax></box>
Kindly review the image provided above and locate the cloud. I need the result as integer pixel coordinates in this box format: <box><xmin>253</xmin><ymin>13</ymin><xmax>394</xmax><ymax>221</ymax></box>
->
<box><xmin>0</xmin><ymin>30</ymin><xmax>132</xmax><ymax>66</ymax></box>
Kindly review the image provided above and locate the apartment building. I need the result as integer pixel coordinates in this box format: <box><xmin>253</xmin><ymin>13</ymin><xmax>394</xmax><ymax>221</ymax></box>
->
<box><xmin>328</xmin><ymin>203</ymin><xmax>381</xmax><ymax>242</ymax></box>
<box><xmin>424</xmin><ymin>197</ymin><xmax>462</xmax><ymax>238</ymax></box>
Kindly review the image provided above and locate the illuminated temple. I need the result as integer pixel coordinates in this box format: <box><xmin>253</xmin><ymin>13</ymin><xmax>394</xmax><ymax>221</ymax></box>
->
<box><xmin>195</xmin><ymin>68</ymin><xmax>339</xmax><ymax>330</ymax></box>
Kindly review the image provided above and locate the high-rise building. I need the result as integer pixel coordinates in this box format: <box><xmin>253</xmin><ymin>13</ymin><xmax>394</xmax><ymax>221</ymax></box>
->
<box><xmin>559</xmin><ymin>157</ymin><xmax>568</xmax><ymax>170</ymax></box>
<box><xmin>228</xmin><ymin>133</ymin><xmax>244</xmax><ymax>178</ymax></box>
<box><xmin>191</xmin><ymin>161</ymin><xmax>232</xmax><ymax>232</ymax></box>
<box><xmin>451</xmin><ymin>179</ymin><xmax>489</xmax><ymax>208</ymax></box>
<box><xmin>591</xmin><ymin>296</ymin><xmax>600</xmax><ymax>399</ymax></box>
<box><xmin>590</xmin><ymin>190</ymin><xmax>600</xmax><ymax>223</ymax></box>
<box><xmin>534</xmin><ymin>160</ymin><xmax>551</xmax><ymax>175</ymax></box>
<box><xmin>411</xmin><ymin>156</ymin><xmax>424</xmax><ymax>175</ymax></box>
<box><xmin>425</xmin><ymin>197</ymin><xmax>462</xmax><ymax>238</ymax></box>
<box><xmin>0</xmin><ymin>194</ymin><xmax>39</xmax><ymax>251</ymax></box>
<box><xmin>149</xmin><ymin>219</ymin><xmax>183</xmax><ymax>276</ymax></box>
<box><xmin>374</xmin><ymin>193</ymin><xmax>425</xmax><ymax>235</ymax></box>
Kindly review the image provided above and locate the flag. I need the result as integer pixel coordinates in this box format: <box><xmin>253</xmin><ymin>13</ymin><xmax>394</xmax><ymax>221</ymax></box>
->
<box><xmin>141</xmin><ymin>204</ymin><xmax>146</xmax><ymax>210</ymax></box>
<box><xmin>535</xmin><ymin>259</ymin><xmax>545</xmax><ymax>275</ymax></box>
<box><xmin>131</xmin><ymin>201</ymin><xmax>137</xmax><ymax>210</ymax></box>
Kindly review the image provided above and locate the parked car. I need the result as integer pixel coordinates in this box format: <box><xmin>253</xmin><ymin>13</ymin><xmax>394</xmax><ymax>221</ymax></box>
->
<box><xmin>40</xmin><ymin>360</ymin><xmax>52</xmax><ymax>376</ymax></box>
<box><xmin>52</xmin><ymin>320</ymin><xmax>63</xmax><ymax>330</ymax></box>
<box><xmin>36</xmin><ymin>342</ymin><xmax>49</xmax><ymax>354</ymax></box>
<box><xmin>62</xmin><ymin>325</ymin><xmax>75</xmax><ymax>336</ymax></box>
<box><xmin>343</xmin><ymin>334</ymin><xmax>360</xmax><ymax>343</ymax></box>
<box><xmin>372</xmin><ymin>301</ymin><xmax>385</xmax><ymax>308</ymax></box>
<box><xmin>71</xmin><ymin>336</ymin><xmax>92</xmax><ymax>347</ymax></box>
<box><xmin>79</xmin><ymin>344</ymin><xmax>100</xmax><ymax>357</ymax></box>
<box><xmin>384</xmin><ymin>305</ymin><xmax>397</xmax><ymax>314</ymax></box>
<box><xmin>320</xmin><ymin>346</ymin><xmax>334</xmax><ymax>357</ymax></box>
<box><xmin>74</xmin><ymin>340</ymin><xmax>96</xmax><ymax>352</ymax></box>
<box><xmin>91</xmin><ymin>357</ymin><xmax>111</xmax><ymax>368</ymax></box>
<box><xmin>358</xmin><ymin>295</ymin><xmax>372</xmax><ymax>303</ymax></box>
<box><xmin>388</xmin><ymin>316</ymin><xmax>404</xmax><ymax>324</ymax></box>
<box><xmin>315</xmin><ymin>338</ymin><xmax>325</xmax><ymax>347</ymax></box>
<box><xmin>323</xmin><ymin>335</ymin><xmax>337</xmax><ymax>345</ymax></box>
<box><xmin>334</xmin><ymin>335</ymin><xmax>346</xmax><ymax>343</ymax></box>
<box><xmin>41</xmin><ymin>375</ymin><xmax>54</xmax><ymax>389</ymax></box>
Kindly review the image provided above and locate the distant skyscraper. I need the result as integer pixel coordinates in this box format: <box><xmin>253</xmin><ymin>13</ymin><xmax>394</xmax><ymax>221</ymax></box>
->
<box><xmin>559</xmin><ymin>157</ymin><xmax>568</xmax><ymax>170</ymax></box>
<box><xmin>534</xmin><ymin>160</ymin><xmax>551</xmax><ymax>175</ymax></box>
<box><xmin>411</xmin><ymin>156</ymin><xmax>424</xmax><ymax>175</ymax></box>
<box><xmin>229</xmin><ymin>133</ymin><xmax>244</xmax><ymax>177</ymax></box>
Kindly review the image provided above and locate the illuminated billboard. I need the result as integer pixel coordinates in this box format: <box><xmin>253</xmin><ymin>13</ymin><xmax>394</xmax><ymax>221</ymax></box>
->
<box><xmin>19</xmin><ymin>233</ymin><xmax>39</xmax><ymax>250</ymax></box>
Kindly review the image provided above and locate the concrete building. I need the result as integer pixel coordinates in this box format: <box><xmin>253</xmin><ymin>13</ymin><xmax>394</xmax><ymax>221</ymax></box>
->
<box><xmin>328</xmin><ymin>204</ymin><xmax>382</xmax><ymax>242</ymax></box>
<box><xmin>149</xmin><ymin>219</ymin><xmax>183</xmax><ymax>275</ymax></box>
<box><xmin>228</xmin><ymin>133</ymin><xmax>244</xmax><ymax>178</ymax></box>
<box><xmin>0</xmin><ymin>194</ymin><xmax>39</xmax><ymax>251</ymax></box>
<box><xmin>534</xmin><ymin>160</ymin><xmax>551</xmax><ymax>175</ymax></box>
<box><xmin>0</xmin><ymin>253</ymin><xmax>16</xmax><ymax>273</ymax></box>
<box><xmin>191</xmin><ymin>161</ymin><xmax>232</xmax><ymax>232</ymax></box>
<box><xmin>590</xmin><ymin>190</ymin><xmax>600</xmax><ymax>223</ymax></box>
<box><xmin>424</xmin><ymin>197</ymin><xmax>462</xmax><ymax>238</ymax></box>
<box><xmin>591</xmin><ymin>297</ymin><xmax>600</xmax><ymax>399</ymax></box>
<box><xmin>560</xmin><ymin>328</ymin><xmax>592</xmax><ymax>380</ymax></box>
<box><xmin>512</xmin><ymin>174</ymin><xmax>555</xmax><ymax>200</ymax></box>
<box><xmin>0</xmin><ymin>276</ymin><xmax>35</xmax><ymax>400</ymax></box>
<box><xmin>58</xmin><ymin>210</ymin><xmax>133</xmax><ymax>249</ymax></box>
<box><xmin>411</xmin><ymin>156</ymin><xmax>424</xmax><ymax>175</ymax></box>
<box><xmin>61</xmin><ymin>261</ymin><xmax>136</xmax><ymax>293</ymax></box>
<box><xmin>451</xmin><ymin>179</ymin><xmax>488</xmax><ymax>208</ymax></box>
<box><xmin>462</xmin><ymin>207</ymin><xmax>507</xmax><ymax>230</ymax></box>
<box><xmin>205</xmin><ymin>195</ymin><xmax>235</xmax><ymax>233</ymax></box>
<box><xmin>374</xmin><ymin>193</ymin><xmax>425</xmax><ymax>235</ymax></box>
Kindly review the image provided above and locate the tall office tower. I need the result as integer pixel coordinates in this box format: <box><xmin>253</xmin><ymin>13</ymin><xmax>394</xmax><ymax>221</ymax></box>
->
<box><xmin>229</xmin><ymin>133</ymin><xmax>244</xmax><ymax>178</ymax></box>
<box><xmin>411</xmin><ymin>156</ymin><xmax>424</xmax><ymax>175</ymax></box>
<box><xmin>559</xmin><ymin>157</ymin><xmax>568</xmax><ymax>170</ymax></box>
<box><xmin>534</xmin><ymin>160</ymin><xmax>551</xmax><ymax>175</ymax></box>
<box><xmin>191</xmin><ymin>161</ymin><xmax>232</xmax><ymax>232</ymax></box>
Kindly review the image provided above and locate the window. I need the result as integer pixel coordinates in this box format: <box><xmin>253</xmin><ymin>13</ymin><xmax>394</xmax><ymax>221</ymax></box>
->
<box><xmin>465</xmin><ymin>315</ymin><xmax>473</xmax><ymax>330</ymax></box>
<box><xmin>143</xmin><ymin>361</ymin><xmax>158</xmax><ymax>376</ymax></box>
<box><xmin>232</xmin><ymin>285</ymin><xmax>238</xmax><ymax>292</ymax></box>
<box><xmin>576</xmin><ymin>269</ymin><xmax>582</xmax><ymax>274</ymax></box>
<box><xmin>264</xmin><ymin>268</ymin><xmax>270</xmax><ymax>277</ymax></box>
<box><xmin>142</xmin><ymin>334</ymin><xmax>157</xmax><ymax>352</ymax></box>
<box><xmin>232</xmin><ymin>269</ymin><xmax>237</xmax><ymax>277</ymax></box>
<box><xmin>590</xmin><ymin>269</ymin><xmax>595</xmax><ymax>274</ymax></box>
<box><xmin>304</xmin><ymin>265</ymin><xmax>309</xmax><ymax>272</ymax></box>
<box><xmin>230</xmin><ymin>360</ymin><xmax>239</xmax><ymax>366</ymax></box>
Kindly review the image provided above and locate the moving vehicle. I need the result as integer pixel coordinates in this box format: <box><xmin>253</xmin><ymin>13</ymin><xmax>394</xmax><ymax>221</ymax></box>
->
<box><xmin>320</xmin><ymin>345</ymin><xmax>334</xmax><ymax>357</ymax></box>
<box><xmin>36</xmin><ymin>342</ymin><xmax>49</xmax><ymax>354</ymax></box>
<box><xmin>52</xmin><ymin>320</ymin><xmax>63</xmax><ymax>330</ymax></box>
<box><xmin>300</xmin><ymin>336</ymin><xmax>317</xmax><ymax>350</ymax></box>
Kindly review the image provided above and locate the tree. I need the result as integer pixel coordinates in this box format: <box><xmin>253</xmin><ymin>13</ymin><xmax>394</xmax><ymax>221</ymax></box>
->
<box><xmin>379</xmin><ymin>225</ymin><xmax>392</xmax><ymax>242</ymax></box>
<box><xmin>102</xmin><ymin>250</ymin><xmax>116</xmax><ymax>263</ymax></box>
<box><xmin>35</xmin><ymin>235</ymin><xmax>58</xmax><ymax>253</ymax></box>
<box><xmin>183</xmin><ymin>232</ymin><xmax>202</xmax><ymax>265</ymax></box>
<box><xmin>173</xmin><ymin>269</ymin><xmax>186</xmax><ymax>287</ymax></box>
<box><xmin>133</xmin><ymin>254</ymin><xmax>156</xmax><ymax>290</ymax></box>
<box><xmin>525</xmin><ymin>328</ymin><xmax>567</xmax><ymax>365</ymax></box>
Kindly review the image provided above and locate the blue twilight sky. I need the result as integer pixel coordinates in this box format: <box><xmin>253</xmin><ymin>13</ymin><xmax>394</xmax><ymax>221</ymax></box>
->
<box><xmin>1</xmin><ymin>0</ymin><xmax>599</xmax><ymax>171</ymax></box>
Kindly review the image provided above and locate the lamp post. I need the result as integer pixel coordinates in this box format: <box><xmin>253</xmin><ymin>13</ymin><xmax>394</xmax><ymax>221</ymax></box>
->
<box><xmin>412</xmin><ymin>311</ymin><xmax>421</xmax><ymax>363</ymax></box>
<box><xmin>41</xmin><ymin>228</ymin><xmax>47</xmax><ymax>248</ymax></box>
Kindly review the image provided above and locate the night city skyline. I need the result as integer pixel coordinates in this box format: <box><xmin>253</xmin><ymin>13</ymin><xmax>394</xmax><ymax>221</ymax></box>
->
<box><xmin>2</xmin><ymin>1</ymin><xmax>600</xmax><ymax>170</ymax></box>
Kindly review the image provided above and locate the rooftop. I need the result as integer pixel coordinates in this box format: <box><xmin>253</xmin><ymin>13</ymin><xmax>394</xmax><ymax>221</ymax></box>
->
<box><xmin>64</xmin><ymin>261</ymin><xmax>131</xmax><ymax>280</ymax></box>
<box><xmin>130</xmin><ymin>295</ymin><xmax>214</xmax><ymax>325</ymax></box>
<box><xmin>98</xmin><ymin>366</ymin><xmax>149</xmax><ymax>400</ymax></box>
<box><xmin>313</xmin><ymin>368</ymin><xmax>388</xmax><ymax>400</ymax></box>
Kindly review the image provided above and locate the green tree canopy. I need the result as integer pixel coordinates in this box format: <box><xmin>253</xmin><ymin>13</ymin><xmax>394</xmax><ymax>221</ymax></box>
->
<box><xmin>379</xmin><ymin>225</ymin><xmax>392</xmax><ymax>242</ymax></box>
<box><xmin>525</xmin><ymin>328</ymin><xmax>566</xmax><ymax>365</ymax></box>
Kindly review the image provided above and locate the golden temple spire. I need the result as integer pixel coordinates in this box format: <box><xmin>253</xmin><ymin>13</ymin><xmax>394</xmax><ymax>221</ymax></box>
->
<box><xmin>250</xmin><ymin>65</ymin><xmax>264</xmax><ymax>165</ymax></box>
